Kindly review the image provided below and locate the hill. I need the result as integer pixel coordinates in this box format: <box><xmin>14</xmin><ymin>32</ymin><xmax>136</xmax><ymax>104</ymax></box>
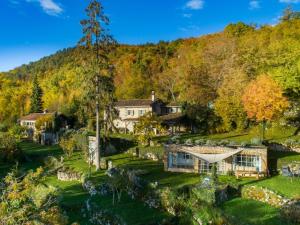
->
<box><xmin>1</xmin><ymin>16</ymin><xmax>300</xmax><ymax>130</ymax></box>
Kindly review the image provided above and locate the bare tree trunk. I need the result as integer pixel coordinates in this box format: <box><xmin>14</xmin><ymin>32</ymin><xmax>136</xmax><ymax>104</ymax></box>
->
<box><xmin>95</xmin><ymin>75</ymin><xmax>100</xmax><ymax>170</ymax></box>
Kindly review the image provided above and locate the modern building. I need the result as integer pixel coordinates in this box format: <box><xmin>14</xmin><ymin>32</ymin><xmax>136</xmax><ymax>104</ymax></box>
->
<box><xmin>164</xmin><ymin>144</ymin><xmax>268</xmax><ymax>178</ymax></box>
<box><xmin>113</xmin><ymin>91</ymin><xmax>183</xmax><ymax>133</ymax></box>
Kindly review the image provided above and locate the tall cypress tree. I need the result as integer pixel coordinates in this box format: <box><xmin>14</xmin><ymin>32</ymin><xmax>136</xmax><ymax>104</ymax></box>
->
<box><xmin>30</xmin><ymin>75</ymin><xmax>43</xmax><ymax>113</ymax></box>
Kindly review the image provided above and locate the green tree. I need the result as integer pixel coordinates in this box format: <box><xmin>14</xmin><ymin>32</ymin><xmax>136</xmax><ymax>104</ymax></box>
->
<box><xmin>214</xmin><ymin>70</ymin><xmax>248</xmax><ymax>131</ymax></box>
<box><xmin>78</xmin><ymin>0</ymin><xmax>115</xmax><ymax>170</ymax></box>
<box><xmin>29</xmin><ymin>75</ymin><xmax>43</xmax><ymax>113</ymax></box>
<box><xmin>134</xmin><ymin>112</ymin><xmax>164</xmax><ymax>146</ymax></box>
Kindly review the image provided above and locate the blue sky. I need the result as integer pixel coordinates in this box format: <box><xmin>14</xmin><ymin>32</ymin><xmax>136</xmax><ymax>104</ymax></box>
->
<box><xmin>1</xmin><ymin>0</ymin><xmax>300</xmax><ymax>72</ymax></box>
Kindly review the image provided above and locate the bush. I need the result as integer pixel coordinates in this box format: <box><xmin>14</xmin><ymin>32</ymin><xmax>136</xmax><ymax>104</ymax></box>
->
<box><xmin>284</xmin><ymin>139</ymin><xmax>297</xmax><ymax>148</ymax></box>
<box><xmin>0</xmin><ymin>123</ymin><xmax>9</xmax><ymax>132</ymax></box>
<box><xmin>169</xmin><ymin>135</ymin><xmax>181</xmax><ymax>144</ymax></box>
<box><xmin>240</xmin><ymin>141</ymin><xmax>250</xmax><ymax>147</ymax></box>
<box><xmin>251</xmin><ymin>137</ymin><xmax>262</xmax><ymax>146</ymax></box>
<box><xmin>205</xmin><ymin>139</ymin><xmax>217</xmax><ymax>146</ymax></box>
<box><xmin>280</xmin><ymin>201</ymin><xmax>300</xmax><ymax>224</ymax></box>
<box><xmin>185</xmin><ymin>138</ymin><xmax>194</xmax><ymax>145</ymax></box>
<box><xmin>0</xmin><ymin>133</ymin><xmax>22</xmax><ymax>162</ymax></box>
<box><xmin>128</xmin><ymin>146</ymin><xmax>164</xmax><ymax>161</ymax></box>
<box><xmin>218</xmin><ymin>140</ymin><xmax>230</xmax><ymax>146</ymax></box>
<box><xmin>194</xmin><ymin>139</ymin><xmax>206</xmax><ymax>146</ymax></box>
<box><xmin>8</xmin><ymin>125</ymin><xmax>26</xmax><ymax>141</ymax></box>
<box><xmin>59</xmin><ymin>135</ymin><xmax>76</xmax><ymax>158</ymax></box>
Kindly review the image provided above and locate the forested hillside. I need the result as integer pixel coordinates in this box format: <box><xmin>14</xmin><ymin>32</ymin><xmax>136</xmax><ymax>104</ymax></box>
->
<box><xmin>1</xmin><ymin>11</ymin><xmax>300</xmax><ymax>131</ymax></box>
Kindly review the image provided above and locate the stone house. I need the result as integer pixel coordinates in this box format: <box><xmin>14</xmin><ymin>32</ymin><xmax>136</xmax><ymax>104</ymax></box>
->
<box><xmin>113</xmin><ymin>91</ymin><xmax>183</xmax><ymax>133</ymax></box>
<box><xmin>164</xmin><ymin>144</ymin><xmax>268</xmax><ymax>178</ymax></box>
<box><xmin>19</xmin><ymin>112</ymin><xmax>58</xmax><ymax>145</ymax></box>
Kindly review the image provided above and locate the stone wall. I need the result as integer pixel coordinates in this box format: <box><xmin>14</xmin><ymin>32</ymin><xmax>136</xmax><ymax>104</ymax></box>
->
<box><xmin>268</xmin><ymin>142</ymin><xmax>300</xmax><ymax>153</ymax></box>
<box><xmin>241</xmin><ymin>186</ymin><xmax>291</xmax><ymax>208</ymax></box>
<box><xmin>57</xmin><ymin>168</ymin><xmax>82</xmax><ymax>182</ymax></box>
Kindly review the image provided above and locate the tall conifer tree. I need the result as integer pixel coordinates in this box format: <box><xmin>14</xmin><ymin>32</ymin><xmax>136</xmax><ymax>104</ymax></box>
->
<box><xmin>79</xmin><ymin>0</ymin><xmax>115</xmax><ymax>170</ymax></box>
<box><xmin>30</xmin><ymin>75</ymin><xmax>43</xmax><ymax>113</ymax></box>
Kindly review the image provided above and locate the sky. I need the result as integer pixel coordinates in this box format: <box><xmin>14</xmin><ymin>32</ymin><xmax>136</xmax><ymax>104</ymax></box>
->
<box><xmin>1</xmin><ymin>0</ymin><xmax>300</xmax><ymax>72</ymax></box>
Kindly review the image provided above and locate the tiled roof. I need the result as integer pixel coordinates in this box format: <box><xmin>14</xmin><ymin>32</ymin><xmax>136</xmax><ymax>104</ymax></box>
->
<box><xmin>159</xmin><ymin>113</ymin><xmax>184</xmax><ymax>122</ymax></box>
<box><xmin>20</xmin><ymin>113</ymin><xmax>54</xmax><ymax>121</ymax></box>
<box><xmin>115</xmin><ymin>99</ymin><xmax>153</xmax><ymax>107</ymax></box>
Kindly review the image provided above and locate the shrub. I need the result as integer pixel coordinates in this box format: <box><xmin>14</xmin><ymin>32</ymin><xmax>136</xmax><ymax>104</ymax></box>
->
<box><xmin>192</xmin><ymin>185</ymin><xmax>216</xmax><ymax>205</ymax></box>
<box><xmin>280</xmin><ymin>201</ymin><xmax>300</xmax><ymax>224</ymax></box>
<box><xmin>194</xmin><ymin>139</ymin><xmax>206</xmax><ymax>146</ymax></box>
<box><xmin>251</xmin><ymin>137</ymin><xmax>262</xmax><ymax>146</ymax></box>
<box><xmin>0</xmin><ymin>133</ymin><xmax>22</xmax><ymax>162</ymax></box>
<box><xmin>240</xmin><ymin>141</ymin><xmax>250</xmax><ymax>147</ymax></box>
<box><xmin>205</xmin><ymin>139</ymin><xmax>217</xmax><ymax>146</ymax></box>
<box><xmin>8</xmin><ymin>125</ymin><xmax>26</xmax><ymax>141</ymax></box>
<box><xmin>185</xmin><ymin>138</ymin><xmax>193</xmax><ymax>145</ymax></box>
<box><xmin>218</xmin><ymin>139</ymin><xmax>230</xmax><ymax>146</ymax></box>
<box><xmin>0</xmin><ymin>168</ymin><xmax>68</xmax><ymax>225</ymax></box>
<box><xmin>0</xmin><ymin>123</ymin><xmax>9</xmax><ymax>132</ymax></box>
<box><xmin>59</xmin><ymin>135</ymin><xmax>76</xmax><ymax>158</ymax></box>
<box><xmin>169</xmin><ymin>135</ymin><xmax>180</xmax><ymax>144</ymax></box>
<box><xmin>284</xmin><ymin>139</ymin><xmax>297</xmax><ymax>148</ymax></box>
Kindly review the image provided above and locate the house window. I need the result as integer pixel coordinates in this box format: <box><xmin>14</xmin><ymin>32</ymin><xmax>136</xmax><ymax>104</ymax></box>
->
<box><xmin>199</xmin><ymin>160</ymin><xmax>226</xmax><ymax>174</ymax></box>
<box><xmin>168</xmin><ymin>152</ymin><xmax>194</xmax><ymax>169</ymax></box>
<box><xmin>127</xmin><ymin>110</ymin><xmax>134</xmax><ymax>116</ymax></box>
<box><xmin>233</xmin><ymin>154</ymin><xmax>261</xmax><ymax>171</ymax></box>
<box><xmin>138</xmin><ymin>110</ymin><xmax>146</xmax><ymax>116</ymax></box>
<box><xmin>199</xmin><ymin>160</ymin><xmax>212</xmax><ymax>174</ymax></box>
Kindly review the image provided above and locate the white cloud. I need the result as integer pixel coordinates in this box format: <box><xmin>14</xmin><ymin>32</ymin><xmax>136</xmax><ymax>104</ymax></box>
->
<box><xmin>186</xmin><ymin>0</ymin><xmax>204</xmax><ymax>10</ymax></box>
<box><xmin>249</xmin><ymin>1</ymin><xmax>260</xmax><ymax>10</ymax></box>
<box><xmin>279</xmin><ymin>0</ymin><xmax>300</xmax><ymax>3</ymax></box>
<box><xmin>27</xmin><ymin>0</ymin><xmax>63</xmax><ymax>16</ymax></box>
<box><xmin>183</xmin><ymin>13</ymin><xmax>193</xmax><ymax>18</ymax></box>
<box><xmin>9</xmin><ymin>0</ymin><xmax>20</xmax><ymax>5</ymax></box>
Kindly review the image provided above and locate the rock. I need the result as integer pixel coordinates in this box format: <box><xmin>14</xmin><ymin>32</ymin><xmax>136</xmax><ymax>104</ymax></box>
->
<box><xmin>100</xmin><ymin>158</ymin><xmax>108</xmax><ymax>170</ymax></box>
<box><xmin>57</xmin><ymin>168</ymin><xmax>82</xmax><ymax>181</ymax></box>
<box><xmin>108</xmin><ymin>160</ymin><xmax>113</xmax><ymax>169</ymax></box>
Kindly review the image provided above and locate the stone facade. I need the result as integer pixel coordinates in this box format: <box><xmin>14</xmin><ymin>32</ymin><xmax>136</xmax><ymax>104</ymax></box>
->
<box><xmin>112</xmin><ymin>92</ymin><xmax>182</xmax><ymax>133</ymax></box>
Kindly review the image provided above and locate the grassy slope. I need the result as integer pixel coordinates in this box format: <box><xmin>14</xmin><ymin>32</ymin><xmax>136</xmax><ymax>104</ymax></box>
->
<box><xmin>6</xmin><ymin>142</ymin><xmax>202</xmax><ymax>225</ymax></box>
<box><xmin>156</xmin><ymin>126</ymin><xmax>300</xmax><ymax>144</ymax></box>
<box><xmin>222</xmin><ymin>198</ymin><xmax>288</xmax><ymax>225</ymax></box>
<box><xmin>2</xmin><ymin>140</ymin><xmax>300</xmax><ymax>224</ymax></box>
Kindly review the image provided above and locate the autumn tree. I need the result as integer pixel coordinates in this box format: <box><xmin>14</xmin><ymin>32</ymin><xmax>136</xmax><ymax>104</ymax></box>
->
<box><xmin>182</xmin><ymin>64</ymin><xmax>216</xmax><ymax>106</ymax></box>
<box><xmin>134</xmin><ymin>112</ymin><xmax>164</xmax><ymax>146</ymax></box>
<box><xmin>214</xmin><ymin>70</ymin><xmax>248</xmax><ymax>131</ymax></box>
<box><xmin>0</xmin><ymin>168</ymin><xmax>68</xmax><ymax>225</ymax></box>
<box><xmin>78</xmin><ymin>0</ymin><xmax>115</xmax><ymax>170</ymax></box>
<box><xmin>29</xmin><ymin>75</ymin><xmax>43</xmax><ymax>113</ymax></box>
<box><xmin>242</xmin><ymin>75</ymin><xmax>289</xmax><ymax>140</ymax></box>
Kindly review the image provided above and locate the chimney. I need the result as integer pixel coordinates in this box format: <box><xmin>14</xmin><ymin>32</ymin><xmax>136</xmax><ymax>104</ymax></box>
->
<box><xmin>151</xmin><ymin>91</ymin><xmax>155</xmax><ymax>102</ymax></box>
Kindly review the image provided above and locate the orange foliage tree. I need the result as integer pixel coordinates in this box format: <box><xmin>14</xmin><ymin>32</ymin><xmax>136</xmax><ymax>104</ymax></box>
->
<box><xmin>242</xmin><ymin>75</ymin><xmax>289</xmax><ymax>140</ymax></box>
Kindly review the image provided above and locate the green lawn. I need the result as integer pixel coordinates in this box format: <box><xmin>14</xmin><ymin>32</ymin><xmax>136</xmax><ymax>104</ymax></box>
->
<box><xmin>155</xmin><ymin>125</ymin><xmax>300</xmax><ymax>145</ymax></box>
<box><xmin>222</xmin><ymin>198</ymin><xmax>289</xmax><ymax>225</ymax></box>
<box><xmin>2</xmin><ymin>140</ymin><xmax>300</xmax><ymax>224</ymax></box>
<box><xmin>244</xmin><ymin>176</ymin><xmax>300</xmax><ymax>199</ymax></box>
<box><xmin>6</xmin><ymin>142</ymin><xmax>202</xmax><ymax>225</ymax></box>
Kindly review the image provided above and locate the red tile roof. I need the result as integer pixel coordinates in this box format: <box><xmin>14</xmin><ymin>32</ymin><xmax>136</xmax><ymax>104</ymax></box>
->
<box><xmin>20</xmin><ymin>113</ymin><xmax>54</xmax><ymax>121</ymax></box>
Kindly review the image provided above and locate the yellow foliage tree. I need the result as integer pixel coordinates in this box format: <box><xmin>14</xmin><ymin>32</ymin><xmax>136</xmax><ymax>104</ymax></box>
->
<box><xmin>242</xmin><ymin>75</ymin><xmax>289</xmax><ymax>139</ymax></box>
